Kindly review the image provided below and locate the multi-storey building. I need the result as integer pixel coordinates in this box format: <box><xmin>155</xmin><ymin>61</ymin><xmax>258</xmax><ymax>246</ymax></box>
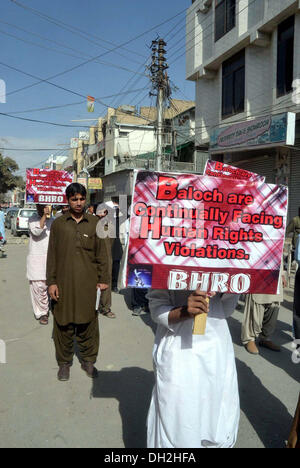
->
<box><xmin>72</xmin><ymin>100</ymin><xmax>196</xmax><ymax>204</ymax></box>
<box><xmin>187</xmin><ymin>0</ymin><xmax>300</xmax><ymax>219</ymax></box>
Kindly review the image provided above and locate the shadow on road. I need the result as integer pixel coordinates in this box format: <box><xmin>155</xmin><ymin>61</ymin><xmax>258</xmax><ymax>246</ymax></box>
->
<box><xmin>91</xmin><ymin>367</ymin><xmax>154</xmax><ymax>448</ymax></box>
<box><xmin>236</xmin><ymin>359</ymin><xmax>293</xmax><ymax>448</ymax></box>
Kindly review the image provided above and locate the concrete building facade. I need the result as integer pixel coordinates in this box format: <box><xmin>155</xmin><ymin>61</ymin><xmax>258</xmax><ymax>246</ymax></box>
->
<box><xmin>187</xmin><ymin>0</ymin><xmax>300</xmax><ymax>220</ymax></box>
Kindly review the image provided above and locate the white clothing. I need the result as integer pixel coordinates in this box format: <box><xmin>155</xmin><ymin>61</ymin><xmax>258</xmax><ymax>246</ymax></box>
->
<box><xmin>29</xmin><ymin>280</ymin><xmax>49</xmax><ymax>319</ymax></box>
<box><xmin>26</xmin><ymin>214</ymin><xmax>53</xmax><ymax>281</ymax></box>
<box><xmin>147</xmin><ymin>290</ymin><xmax>240</xmax><ymax>449</ymax></box>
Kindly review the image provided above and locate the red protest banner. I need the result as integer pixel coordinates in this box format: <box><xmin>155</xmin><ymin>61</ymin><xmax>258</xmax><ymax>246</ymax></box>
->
<box><xmin>204</xmin><ymin>160</ymin><xmax>265</xmax><ymax>183</ymax></box>
<box><xmin>26</xmin><ymin>168</ymin><xmax>73</xmax><ymax>205</ymax></box>
<box><xmin>125</xmin><ymin>171</ymin><xmax>288</xmax><ymax>295</ymax></box>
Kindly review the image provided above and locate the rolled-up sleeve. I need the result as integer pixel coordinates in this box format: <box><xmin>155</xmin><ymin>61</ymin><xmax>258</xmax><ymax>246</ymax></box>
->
<box><xmin>29</xmin><ymin>219</ymin><xmax>45</xmax><ymax>237</ymax></box>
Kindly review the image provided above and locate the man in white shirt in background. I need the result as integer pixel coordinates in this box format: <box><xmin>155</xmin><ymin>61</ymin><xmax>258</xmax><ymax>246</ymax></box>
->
<box><xmin>27</xmin><ymin>205</ymin><xmax>53</xmax><ymax>325</ymax></box>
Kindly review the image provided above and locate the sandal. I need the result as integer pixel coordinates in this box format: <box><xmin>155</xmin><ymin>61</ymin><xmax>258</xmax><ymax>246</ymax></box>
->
<box><xmin>39</xmin><ymin>315</ymin><xmax>49</xmax><ymax>325</ymax></box>
<box><xmin>100</xmin><ymin>310</ymin><xmax>116</xmax><ymax>319</ymax></box>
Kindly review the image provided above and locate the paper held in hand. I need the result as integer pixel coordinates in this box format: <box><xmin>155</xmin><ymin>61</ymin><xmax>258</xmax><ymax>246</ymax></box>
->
<box><xmin>95</xmin><ymin>288</ymin><xmax>101</xmax><ymax>311</ymax></box>
<box><xmin>193</xmin><ymin>297</ymin><xmax>209</xmax><ymax>335</ymax></box>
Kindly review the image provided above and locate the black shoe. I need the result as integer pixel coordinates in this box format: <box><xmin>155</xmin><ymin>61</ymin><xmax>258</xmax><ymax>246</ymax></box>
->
<box><xmin>81</xmin><ymin>361</ymin><xmax>98</xmax><ymax>378</ymax></box>
<box><xmin>57</xmin><ymin>364</ymin><xmax>70</xmax><ymax>381</ymax></box>
<box><xmin>132</xmin><ymin>307</ymin><xmax>142</xmax><ymax>316</ymax></box>
<box><xmin>112</xmin><ymin>287</ymin><xmax>119</xmax><ymax>293</ymax></box>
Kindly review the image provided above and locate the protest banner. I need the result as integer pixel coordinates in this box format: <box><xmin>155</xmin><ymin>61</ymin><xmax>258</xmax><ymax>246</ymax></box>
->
<box><xmin>124</xmin><ymin>170</ymin><xmax>288</xmax><ymax>295</ymax></box>
<box><xmin>26</xmin><ymin>168</ymin><xmax>73</xmax><ymax>205</ymax></box>
<box><xmin>204</xmin><ymin>160</ymin><xmax>265</xmax><ymax>183</ymax></box>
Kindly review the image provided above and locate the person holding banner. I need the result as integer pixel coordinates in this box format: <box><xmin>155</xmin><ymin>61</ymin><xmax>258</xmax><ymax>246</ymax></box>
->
<box><xmin>47</xmin><ymin>183</ymin><xmax>110</xmax><ymax>381</ymax></box>
<box><xmin>146</xmin><ymin>289</ymin><xmax>240</xmax><ymax>449</ymax></box>
<box><xmin>241</xmin><ymin>265</ymin><xmax>286</xmax><ymax>355</ymax></box>
<box><xmin>27</xmin><ymin>205</ymin><xmax>53</xmax><ymax>325</ymax></box>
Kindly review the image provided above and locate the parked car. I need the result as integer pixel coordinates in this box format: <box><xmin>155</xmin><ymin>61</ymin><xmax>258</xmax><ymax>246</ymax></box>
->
<box><xmin>11</xmin><ymin>208</ymin><xmax>37</xmax><ymax>237</ymax></box>
<box><xmin>4</xmin><ymin>208</ymin><xmax>18</xmax><ymax>229</ymax></box>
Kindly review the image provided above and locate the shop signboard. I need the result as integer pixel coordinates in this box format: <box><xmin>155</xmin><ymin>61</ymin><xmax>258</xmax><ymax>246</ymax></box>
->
<box><xmin>210</xmin><ymin>112</ymin><xmax>296</xmax><ymax>153</ymax></box>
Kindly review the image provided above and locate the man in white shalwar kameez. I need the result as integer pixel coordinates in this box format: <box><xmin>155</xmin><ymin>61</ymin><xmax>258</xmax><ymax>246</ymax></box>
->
<box><xmin>27</xmin><ymin>205</ymin><xmax>53</xmax><ymax>325</ymax></box>
<box><xmin>147</xmin><ymin>289</ymin><xmax>240</xmax><ymax>449</ymax></box>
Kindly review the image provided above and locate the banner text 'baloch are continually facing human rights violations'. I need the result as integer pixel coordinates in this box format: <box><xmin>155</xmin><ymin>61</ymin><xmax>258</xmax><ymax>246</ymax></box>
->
<box><xmin>125</xmin><ymin>171</ymin><xmax>288</xmax><ymax>295</ymax></box>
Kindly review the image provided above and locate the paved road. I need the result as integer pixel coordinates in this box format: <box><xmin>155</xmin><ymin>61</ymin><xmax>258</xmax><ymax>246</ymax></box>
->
<box><xmin>0</xmin><ymin>243</ymin><xmax>299</xmax><ymax>448</ymax></box>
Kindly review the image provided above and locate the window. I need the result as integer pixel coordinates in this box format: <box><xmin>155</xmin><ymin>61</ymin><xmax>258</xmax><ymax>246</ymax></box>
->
<box><xmin>277</xmin><ymin>15</ymin><xmax>294</xmax><ymax>98</ymax></box>
<box><xmin>215</xmin><ymin>0</ymin><xmax>235</xmax><ymax>41</ymax></box>
<box><xmin>222</xmin><ymin>49</ymin><xmax>245</xmax><ymax>118</ymax></box>
<box><xmin>20</xmin><ymin>210</ymin><xmax>36</xmax><ymax>218</ymax></box>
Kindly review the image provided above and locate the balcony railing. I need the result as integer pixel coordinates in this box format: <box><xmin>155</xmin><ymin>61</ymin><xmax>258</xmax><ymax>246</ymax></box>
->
<box><xmin>115</xmin><ymin>158</ymin><xmax>197</xmax><ymax>173</ymax></box>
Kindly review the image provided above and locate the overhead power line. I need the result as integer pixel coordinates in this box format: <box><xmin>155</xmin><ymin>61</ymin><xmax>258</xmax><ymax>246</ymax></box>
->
<box><xmin>9</xmin><ymin>0</ymin><xmax>147</xmax><ymax>63</ymax></box>
<box><xmin>7</xmin><ymin>1</ymin><xmax>187</xmax><ymax>99</ymax></box>
<box><xmin>5</xmin><ymin>87</ymin><xmax>149</xmax><ymax>115</ymax></box>
<box><xmin>0</xmin><ymin>111</ymin><xmax>96</xmax><ymax>128</ymax></box>
<box><xmin>0</xmin><ymin>147</ymin><xmax>71</xmax><ymax>151</ymax></box>
<box><xmin>0</xmin><ymin>24</ymin><xmax>151</xmax><ymax>79</ymax></box>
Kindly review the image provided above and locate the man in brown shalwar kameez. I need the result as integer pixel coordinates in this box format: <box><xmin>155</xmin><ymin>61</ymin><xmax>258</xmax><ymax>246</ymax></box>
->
<box><xmin>46</xmin><ymin>183</ymin><xmax>110</xmax><ymax>381</ymax></box>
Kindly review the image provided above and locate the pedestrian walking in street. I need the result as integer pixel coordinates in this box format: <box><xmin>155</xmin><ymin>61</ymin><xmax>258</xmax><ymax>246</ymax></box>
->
<box><xmin>241</xmin><ymin>266</ymin><xmax>286</xmax><ymax>355</ymax></box>
<box><xmin>47</xmin><ymin>183</ymin><xmax>110</xmax><ymax>381</ymax></box>
<box><xmin>110</xmin><ymin>201</ymin><xmax>123</xmax><ymax>293</ymax></box>
<box><xmin>87</xmin><ymin>205</ymin><xmax>96</xmax><ymax>216</ymax></box>
<box><xmin>286</xmin><ymin>207</ymin><xmax>300</xmax><ymax>259</ymax></box>
<box><xmin>55</xmin><ymin>205</ymin><xmax>69</xmax><ymax>218</ymax></box>
<box><xmin>131</xmin><ymin>287</ymin><xmax>149</xmax><ymax>316</ymax></box>
<box><xmin>146</xmin><ymin>289</ymin><xmax>240</xmax><ymax>448</ymax></box>
<box><xmin>0</xmin><ymin>207</ymin><xmax>6</xmax><ymax>244</ymax></box>
<box><xmin>96</xmin><ymin>204</ymin><xmax>115</xmax><ymax>319</ymax></box>
<box><xmin>27</xmin><ymin>205</ymin><xmax>53</xmax><ymax>325</ymax></box>
<box><xmin>118</xmin><ymin>216</ymin><xmax>150</xmax><ymax>316</ymax></box>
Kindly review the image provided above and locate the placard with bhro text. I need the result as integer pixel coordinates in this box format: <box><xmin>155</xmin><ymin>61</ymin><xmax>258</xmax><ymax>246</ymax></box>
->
<box><xmin>125</xmin><ymin>171</ymin><xmax>288</xmax><ymax>295</ymax></box>
<box><xmin>26</xmin><ymin>168</ymin><xmax>73</xmax><ymax>205</ymax></box>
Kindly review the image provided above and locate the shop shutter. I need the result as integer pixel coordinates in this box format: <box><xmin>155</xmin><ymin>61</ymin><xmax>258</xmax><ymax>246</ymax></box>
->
<box><xmin>236</xmin><ymin>154</ymin><xmax>276</xmax><ymax>184</ymax></box>
<box><xmin>288</xmin><ymin>144</ymin><xmax>300</xmax><ymax>221</ymax></box>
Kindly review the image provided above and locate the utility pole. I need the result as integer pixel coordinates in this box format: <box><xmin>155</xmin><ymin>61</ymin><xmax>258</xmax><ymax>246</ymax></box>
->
<box><xmin>170</xmin><ymin>127</ymin><xmax>178</xmax><ymax>170</ymax></box>
<box><xmin>149</xmin><ymin>38</ymin><xmax>170</xmax><ymax>171</ymax></box>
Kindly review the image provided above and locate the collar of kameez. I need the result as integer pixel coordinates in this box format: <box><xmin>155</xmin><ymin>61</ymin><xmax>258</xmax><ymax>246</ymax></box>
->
<box><xmin>64</xmin><ymin>212</ymin><xmax>89</xmax><ymax>223</ymax></box>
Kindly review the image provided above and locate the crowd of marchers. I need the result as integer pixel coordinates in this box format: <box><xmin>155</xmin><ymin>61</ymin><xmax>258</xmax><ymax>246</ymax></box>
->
<box><xmin>0</xmin><ymin>184</ymin><xmax>299</xmax><ymax>449</ymax></box>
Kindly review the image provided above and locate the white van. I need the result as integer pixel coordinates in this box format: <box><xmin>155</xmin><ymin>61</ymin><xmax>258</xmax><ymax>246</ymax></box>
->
<box><xmin>11</xmin><ymin>208</ymin><xmax>37</xmax><ymax>237</ymax></box>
